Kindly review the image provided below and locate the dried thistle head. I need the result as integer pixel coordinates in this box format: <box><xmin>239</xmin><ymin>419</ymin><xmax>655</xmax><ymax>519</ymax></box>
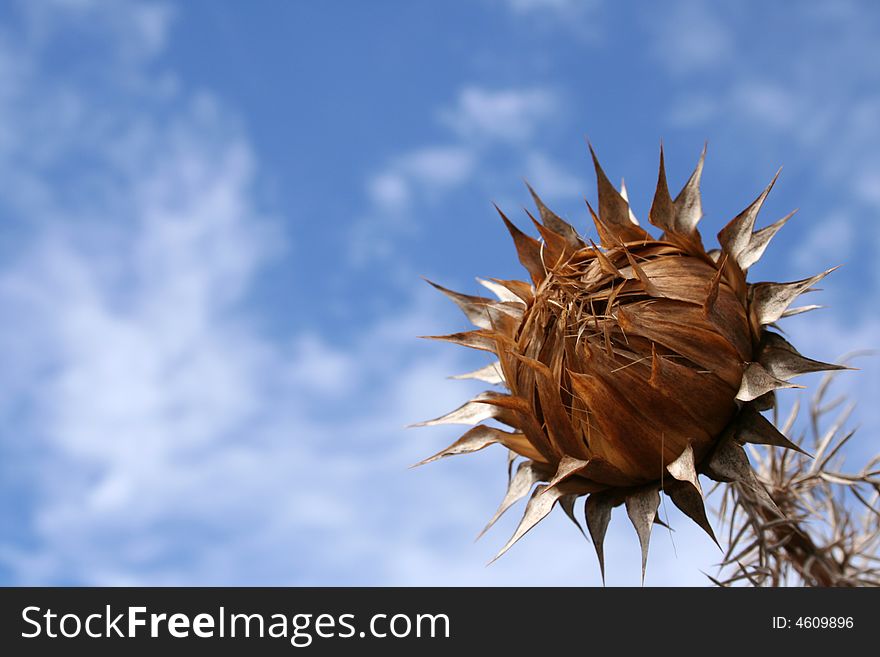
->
<box><xmin>415</xmin><ymin>144</ymin><xmax>848</xmax><ymax>581</ymax></box>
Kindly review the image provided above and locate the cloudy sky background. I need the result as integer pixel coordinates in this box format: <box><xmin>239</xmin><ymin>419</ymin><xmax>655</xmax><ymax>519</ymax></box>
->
<box><xmin>0</xmin><ymin>0</ymin><xmax>877</xmax><ymax>586</ymax></box>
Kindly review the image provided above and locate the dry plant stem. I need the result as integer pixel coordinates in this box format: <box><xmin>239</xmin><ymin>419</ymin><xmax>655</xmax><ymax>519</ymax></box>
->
<box><xmin>715</xmin><ymin>368</ymin><xmax>880</xmax><ymax>587</ymax></box>
<box><xmin>732</xmin><ymin>483</ymin><xmax>842</xmax><ymax>586</ymax></box>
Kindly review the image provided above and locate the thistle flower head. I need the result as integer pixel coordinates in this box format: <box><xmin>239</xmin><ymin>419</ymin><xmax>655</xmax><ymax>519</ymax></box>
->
<box><xmin>415</xmin><ymin>144</ymin><xmax>847</xmax><ymax>581</ymax></box>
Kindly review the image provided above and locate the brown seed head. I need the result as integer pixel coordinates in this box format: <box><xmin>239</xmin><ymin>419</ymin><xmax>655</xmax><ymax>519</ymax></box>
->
<box><xmin>416</xmin><ymin>144</ymin><xmax>846</xmax><ymax>579</ymax></box>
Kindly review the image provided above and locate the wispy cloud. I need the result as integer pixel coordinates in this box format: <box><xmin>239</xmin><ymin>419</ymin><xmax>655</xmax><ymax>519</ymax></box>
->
<box><xmin>354</xmin><ymin>86</ymin><xmax>586</xmax><ymax>264</ymax></box>
<box><xmin>0</xmin><ymin>74</ymin><xmax>287</xmax><ymax>582</ymax></box>
<box><xmin>0</xmin><ymin>0</ymin><xmax>455</xmax><ymax>584</ymax></box>
<box><xmin>524</xmin><ymin>151</ymin><xmax>585</xmax><ymax>199</ymax></box>
<box><xmin>1</xmin><ymin>0</ymin><xmax>721</xmax><ymax>587</ymax></box>
<box><xmin>504</xmin><ymin>0</ymin><xmax>582</xmax><ymax>12</ymax></box>
<box><xmin>439</xmin><ymin>87</ymin><xmax>558</xmax><ymax>143</ymax></box>
<box><xmin>365</xmin><ymin>86</ymin><xmax>560</xmax><ymax>220</ymax></box>
<box><xmin>667</xmin><ymin>94</ymin><xmax>718</xmax><ymax>127</ymax></box>
<box><xmin>791</xmin><ymin>211</ymin><xmax>855</xmax><ymax>272</ymax></box>
<box><xmin>495</xmin><ymin>0</ymin><xmax>604</xmax><ymax>41</ymax></box>
<box><xmin>367</xmin><ymin>146</ymin><xmax>477</xmax><ymax>214</ymax></box>
<box><xmin>646</xmin><ymin>0</ymin><xmax>733</xmax><ymax>75</ymax></box>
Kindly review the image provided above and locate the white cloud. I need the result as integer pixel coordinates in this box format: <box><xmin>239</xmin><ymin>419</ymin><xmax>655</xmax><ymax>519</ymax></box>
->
<box><xmin>730</xmin><ymin>82</ymin><xmax>799</xmax><ymax>131</ymax></box>
<box><xmin>525</xmin><ymin>151</ymin><xmax>585</xmax><ymax>199</ymax></box>
<box><xmin>354</xmin><ymin>86</ymin><xmax>560</xmax><ymax>264</ymax></box>
<box><xmin>399</xmin><ymin>146</ymin><xmax>476</xmax><ymax>188</ymax></box>
<box><xmin>440</xmin><ymin>87</ymin><xmax>558</xmax><ymax>143</ymax></box>
<box><xmin>853</xmin><ymin>168</ymin><xmax>880</xmax><ymax>206</ymax></box>
<box><xmin>367</xmin><ymin>146</ymin><xmax>476</xmax><ymax>216</ymax></box>
<box><xmin>367</xmin><ymin>171</ymin><xmax>410</xmax><ymax>213</ymax></box>
<box><xmin>353</xmin><ymin>144</ymin><xmax>478</xmax><ymax>263</ymax></box>
<box><xmin>368</xmin><ymin>86</ymin><xmax>558</xmax><ymax>220</ymax></box>
<box><xmin>286</xmin><ymin>334</ymin><xmax>357</xmax><ymax>396</ymax></box>
<box><xmin>667</xmin><ymin>94</ymin><xmax>719</xmax><ymax>126</ymax></box>
<box><xmin>504</xmin><ymin>0</ymin><xmax>580</xmax><ymax>12</ymax></box>
<box><xmin>26</xmin><ymin>0</ymin><xmax>175</xmax><ymax>63</ymax></box>
<box><xmin>495</xmin><ymin>0</ymin><xmax>604</xmax><ymax>41</ymax></box>
<box><xmin>646</xmin><ymin>0</ymin><xmax>733</xmax><ymax>75</ymax></box>
<box><xmin>0</xmin><ymin>95</ymin><xmax>496</xmax><ymax>583</ymax></box>
<box><xmin>0</xmin><ymin>94</ymin><xmax>286</xmax><ymax>579</ymax></box>
<box><xmin>792</xmin><ymin>212</ymin><xmax>854</xmax><ymax>272</ymax></box>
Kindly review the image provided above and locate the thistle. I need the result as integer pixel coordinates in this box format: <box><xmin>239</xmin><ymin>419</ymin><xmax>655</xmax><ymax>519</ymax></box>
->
<box><xmin>415</xmin><ymin>144</ymin><xmax>849</xmax><ymax>582</ymax></box>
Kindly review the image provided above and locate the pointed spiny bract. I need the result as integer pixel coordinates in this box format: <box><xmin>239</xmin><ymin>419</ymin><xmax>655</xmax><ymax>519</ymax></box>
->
<box><xmin>546</xmin><ymin>455</ymin><xmax>592</xmax><ymax>491</ymax></box>
<box><xmin>586</xmin><ymin>200</ymin><xmax>614</xmax><ymax>249</ymax></box>
<box><xmin>423</xmin><ymin>279</ymin><xmax>498</xmax><ymax>330</ymax></box>
<box><xmin>750</xmin><ymin>391</ymin><xmax>776</xmax><ymax>412</ymax></box>
<box><xmin>704</xmin><ymin>434</ymin><xmax>751</xmax><ymax>484</ymax></box>
<box><xmin>420</xmin><ymin>329</ymin><xmax>500</xmax><ymax>353</ymax></box>
<box><xmin>671</xmin><ymin>143</ymin><xmax>706</xmax><ymax>235</ymax></box>
<box><xmin>648</xmin><ymin>144</ymin><xmax>675</xmax><ymax>233</ymax></box>
<box><xmin>758</xmin><ymin>331</ymin><xmax>849</xmax><ymax>382</ymax></box>
<box><xmin>625</xmin><ymin>487</ymin><xmax>661</xmax><ymax>584</ymax></box>
<box><xmin>738</xmin><ymin>209</ymin><xmax>796</xmax><ymax>271</ymax></box>
<box><xmin>478</xmin><ymin>460</ymin><xmax>548</xmax><ymax>540</ymax></box>
<box><xmin>476</xmin><ymin>277</ymin><xmax>527</xmax><ymax>305</ymax></box>
<box><xmin>490</xmin><ymin>484</ymin><xmax>565</xmax><ymax>563</ymax></box>
<box><xmin>717</xmin><ymin>169</ymin><xmax>780</xmax><ymax>266</ymax></box>
<box><xmin>506</xmin><ymin>449</ymin><xmax>518</xmax><ymax>481</ymax></box>
<box><xmin>666</xmin><ymin>444</ymin><xmax>701</xmax><ymax>493</ymax></box>
<box><xmin>589</xmin><ymin>144</ymin><xmax>650</xmax><ymax>244</ymax></box>
<box><xmin>414</xmin><ymin>425</ymin><xmax>546</xmax><ymax>467</ymax></box>
<box><xmin>525</xmin><ymin>181</ymin><xmax>583</xmax><ymax>248</ymax></box>
<box><xmin>750</xmin><ymin>267</ymin><xmax>838</xmax><ymax>326</ymax></box>
<box><xmin>585</xmin><ymin>493</ymin><xmax>614</xmax><ymax>583</ymax></box>
<box><xmin>736</xmin><ymin>362</ymin><xmax>803</xmax><ymax>402</ymax></box>
<box><xmin>667</xmin><ymin>481</ymin><xmax>719</xmax><ymax>546</ymax></box>
<box><xmin>560</xmin><ymin>494</ymin><xmax>587</xmax><ymax>538</ymax></box>
<box><xmin>410</xmin><ymin>391</ymin><xmax>510</xmax><ymax>427</ymax></box>
<box><xmin>781</xmin><ymin>304</ymin><xmax>822</xmax><ymax>318</ymax></box>
<box><xmin>413</xmin><ymin>425</ymin><xmax>514</xmax><ymax>466</ymax></box>
<box><xmin>527</xmin><ymin>210</ymin><xmax>572</xmax><ymax>269</ymax></box>
<box><xmin>653</xmin><ymin>515</ymin><xmax>672</xmax><ymax>530</ymax></box>
<box><xmin>450</xmin><ymin>361</ymin><xmax>505</xmax><ymax>384</ymax></box>
<box><xmin>590</xmin><ymin>238</ymin><xmax>622</xmax><ymax>277</ymax></box>
<box><xmin>735</xmin><ymin>404</ymin><xmax>811</xmax><ymax>457</ymax></box>
<box><xmin>619</xmin><ymin>178</ymin><xmax>640</xmax><ymax>225</ymax></box>
<box><xmin>487</xmin><ymin>277</ymin><xmax>534</xmax><ymax>304</ymax></box>
<box><xmin>704</xmin><ymin>437</ymin><xmax>783</xmax><ymax>517</ymax></box>
<box><xmin>495</xmin><ymin>204</ymin><xmax>546</xmax><ymax>284</ymax></box>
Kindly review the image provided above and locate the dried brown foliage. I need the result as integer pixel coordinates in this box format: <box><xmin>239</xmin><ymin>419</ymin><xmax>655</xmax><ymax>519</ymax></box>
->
<box><xmin>712</xmin><ymin>366</ymin><xmax>880</xmax><ymax>587</ymax></box>
<box><xmin>416</xmin><ymin>145</ymin><xmax>863</xmax><ymax>584</ymax></box>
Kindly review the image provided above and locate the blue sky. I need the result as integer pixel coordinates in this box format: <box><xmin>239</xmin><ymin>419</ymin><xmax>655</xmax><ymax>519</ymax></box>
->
<box><xmin>0</xmin><ymin>0</ymin><xmax>877</xmax><ymax>586</ymax></box>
